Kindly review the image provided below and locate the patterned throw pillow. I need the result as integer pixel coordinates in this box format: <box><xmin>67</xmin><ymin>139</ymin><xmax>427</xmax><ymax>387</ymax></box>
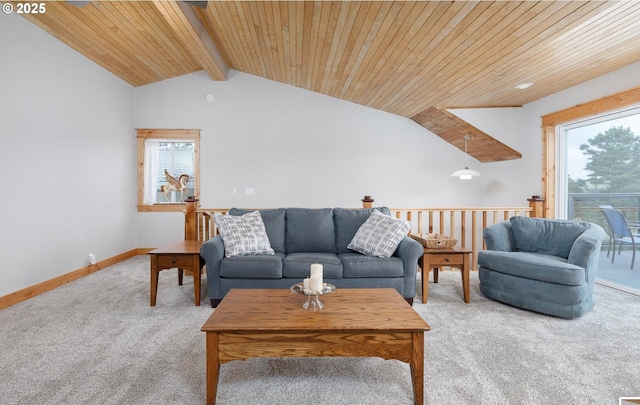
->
<box><xmin>213</xmin><ymin>210</ymin><xmax>275</xmax><ymax>258</ymax></box>
<box><xmin>347</xmin><ymin>210</ymin><xmax>410</xmax><ymax>258</ymax></box>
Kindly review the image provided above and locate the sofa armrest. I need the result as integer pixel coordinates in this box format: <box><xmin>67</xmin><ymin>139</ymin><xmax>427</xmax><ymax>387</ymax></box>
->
<box><xmin>483</xmin><ymin>221</ymin><xmax>516</xmax><ymax>252</ymax></box>
<box><xmin>568</xmin><ymin>223</ymin><xmax>607</xmax><ymax>283</ymax></box>
<box><xmin>200</xmin><ymin>235</ymin><xmax>226</xmax><ymax>301</ymax></box>
<box><xmin>394</xmin><ymin>236</ymin><xmax>423</xmax><ymax>299</ymax></box>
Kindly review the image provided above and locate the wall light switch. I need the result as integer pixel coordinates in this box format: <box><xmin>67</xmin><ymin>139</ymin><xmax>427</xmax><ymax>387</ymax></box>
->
<box><xmin>232</xmin><ymin>187</ymin><xmax>238</xmax><ymax>195</ymax></box>
<box><xmin>245</xmin><ymin>187</ymin><xmax>255</xmax><ymax>195</ymax></box>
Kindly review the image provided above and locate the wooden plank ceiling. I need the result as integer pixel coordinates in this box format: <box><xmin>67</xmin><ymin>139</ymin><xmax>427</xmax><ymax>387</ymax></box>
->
<box><xmin>13</xmin><ymin>1</ymin><xmax>640</xmax><ymax>162</ymax></box>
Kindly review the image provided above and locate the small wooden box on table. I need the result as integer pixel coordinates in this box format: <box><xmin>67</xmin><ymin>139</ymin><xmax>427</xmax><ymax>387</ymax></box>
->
<box><xmin>419</xmin><ymin>246</ymin><xmax>472</xmax><ymax>304</ymax></box>
<box><xmin>148</xmin><ymin>240</ymin><xmax>204</xmax><ymax>306</ymax></box>
<box><xmin>201</xmin><ymin>288</ymin><xmax>430</xmax><ymax>405</ymax></box>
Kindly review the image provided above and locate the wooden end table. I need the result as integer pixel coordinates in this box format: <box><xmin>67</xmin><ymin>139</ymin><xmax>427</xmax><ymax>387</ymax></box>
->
<box><xmin>419</xmin><ymin>246</ymin><xmax>472</xmax><ymax>304</ymax></box>
<box><xmin>201</xmin><ymin>288</ymin><xmax>430</xmax><ymax>405</ymax></box>
<box><xmin>148</xmin><ymin>240</ymin><xmax>204</xmax><ymax>306</ymax></box>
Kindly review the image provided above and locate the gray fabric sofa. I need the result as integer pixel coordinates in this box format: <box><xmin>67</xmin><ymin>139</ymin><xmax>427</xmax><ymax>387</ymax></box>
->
<box><xmin>478</xmin><ymin>216</ymin><xmax>607</xmax><ymax>319</ymax></box>
<box><xmin>200</xmin><ymin>207</ymin><xmax>423</xmax><ymax>307</ymax></box>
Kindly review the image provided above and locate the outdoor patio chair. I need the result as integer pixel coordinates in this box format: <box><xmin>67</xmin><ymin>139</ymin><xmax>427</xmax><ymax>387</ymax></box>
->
<box><xmin>599</xmin><ymin>205</ymin><xmax>640</xmax><ymax>269</ymax></box>
<box><xmin>599</xmin><ymin>205</ymin><xmax>617</xmax><ymax>257</ymax></box>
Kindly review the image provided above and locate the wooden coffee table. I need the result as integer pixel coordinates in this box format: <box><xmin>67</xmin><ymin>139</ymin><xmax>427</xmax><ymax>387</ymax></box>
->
<box><xmin>201</xmin><ymin>288</ymin><xmax>431</xmax><ymax>405</ymax></box>
<box><xmin>148</xmin><ymin>240</ymin><xmax>204</xmax><ymax>306</ymax></box>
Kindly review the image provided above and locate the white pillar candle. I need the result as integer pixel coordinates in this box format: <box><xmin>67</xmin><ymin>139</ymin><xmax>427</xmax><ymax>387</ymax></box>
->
<box><xmin>310</xmin><ymin>274</ymin><xmax>323</xmax><ymax>293</ymax></box>
<box><xmin>310</xmin><ymin>263</ymin><xmax>323</xmax><ymax>293</ymax></box>
<box><xmin>303</xmin><ymin>278</ymin><xmax>310</xmax><ymax>291</ymax></box>
<box><xmin>310</xmin><ymin>263</ymin><xmax>323</xmax><ymax>279</ymax></box>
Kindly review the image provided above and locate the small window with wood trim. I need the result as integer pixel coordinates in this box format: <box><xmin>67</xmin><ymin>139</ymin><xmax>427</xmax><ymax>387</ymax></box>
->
<box><xmin>137</xmin><ymin>129</ymin><xmax>200</xmax><ymax>212</ymax></box>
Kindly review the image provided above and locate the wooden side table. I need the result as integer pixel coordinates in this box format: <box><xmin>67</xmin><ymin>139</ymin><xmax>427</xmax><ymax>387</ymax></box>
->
<box><xmin>419</xmin><ymin>247</ymin><xmax>472</xmax><ymax>304</ymax></box>
<box><xmin>149</xmin><ymin>240</ymin><xmax>204</xmax><ymax>306</ymax></box>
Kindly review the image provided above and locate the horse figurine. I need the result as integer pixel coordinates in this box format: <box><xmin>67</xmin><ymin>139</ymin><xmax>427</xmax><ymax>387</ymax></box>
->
<box><xmin>159</xmin><ymin>169</ymin><xmax>190</xmax><ymax>201</ymax></box>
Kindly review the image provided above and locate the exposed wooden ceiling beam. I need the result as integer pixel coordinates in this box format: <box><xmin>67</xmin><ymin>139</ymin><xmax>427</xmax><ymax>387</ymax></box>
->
<box><xmin>151</xmin><ymin>1</ymin><xmax>228</xmax><ymax>81</ymax></box>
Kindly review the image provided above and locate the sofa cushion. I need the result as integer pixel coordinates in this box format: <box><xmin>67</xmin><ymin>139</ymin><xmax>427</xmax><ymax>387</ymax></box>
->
<box><xmin>477</xmin><ymin>250</ymin><xmax>586</xmax><ymax>285</ymax></box>
<box><xmin>230</xmin><ymin>208</ymin><xmax>286</xmax><ymax>253</ymax></box>
<box><xmin>283</xmin><ymin>253</ymin><xmax>343</xmax><ymax>278</ymax></box>
<box><xmin>340</xmin><ymin>253</ymin><xmax>404</xmax><ymax>277</ymax></box>
<box><xmin>214</xmin><ymin>210</ymin><xmax>275</xmax><ymax>258</ymax></box>
<box><xmin>347</xmin><ymin>210</ymin><xmax>410</xmax><ymax>258</ymax></box>
<box><xmin>286</xmin><ymin>208</ymin><xmax>336</xmax><ymax>253</ymax></box>
<box><xmin>219</xmin><ymin>253</ymin><xmax>284</xmax><ymax>279</ymax></box>
<box><xmin>510</xmin><ymin>216</ymin><xmax>589</xmax><ymax>258</ymax></box>
<box><xmin>334</xmin><ymin>207</ymin><xmax>391</xmax><ymax>254</ymax></box>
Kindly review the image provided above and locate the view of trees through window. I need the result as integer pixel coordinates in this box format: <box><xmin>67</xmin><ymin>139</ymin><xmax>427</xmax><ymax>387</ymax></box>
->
<box><xmin>562</xmin><ymin>107</ymin><xmax>640</xmax><ymax>294</ymax></box>
<box><xmin>563</xmin><ymin>107</ymin><xmax>640</xmax><ymax>225</ymax></box>
<box><xmin>568</xmin><ymin>125</ymin><xmax>640</xmax><ymax>194</ymax></box>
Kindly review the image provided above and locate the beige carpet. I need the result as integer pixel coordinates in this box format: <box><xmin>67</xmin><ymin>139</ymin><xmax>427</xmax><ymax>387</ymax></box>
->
<box><xmin>1</xmin><ymin>255</ymin><xmax>639</xmax><ymax>404</ymax></box>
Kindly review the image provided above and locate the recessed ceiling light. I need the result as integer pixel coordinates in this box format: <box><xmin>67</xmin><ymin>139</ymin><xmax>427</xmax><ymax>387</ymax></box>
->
<box><xmin>515</xmin><ymin>82</ymin><xmax>534</xmax><ymax>90</ymax></box>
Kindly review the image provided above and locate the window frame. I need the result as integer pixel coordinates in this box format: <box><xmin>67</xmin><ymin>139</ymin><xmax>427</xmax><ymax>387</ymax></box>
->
<box><xmin>136</xmin><ymin>128</ymin><xmax>200</xmax><ymax>212</ymax></box>
<box><xmin>541</xmin><ymin>87</ymin><xmax>640</xmax><ymax>218</ymax></box>
<box><xmin>555</xmin><ymin>106</ymin><xmax>640</xmax><ymax>218</ymax></box>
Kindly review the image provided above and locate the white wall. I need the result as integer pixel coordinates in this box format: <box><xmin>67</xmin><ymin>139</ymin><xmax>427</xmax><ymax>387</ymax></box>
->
<box><xmin>447</xmin><ymin>60</ymin><xmax>640</xmax><ymax>207</ymax></box>
<box><xmin>448</xmin><ymin>107</ymin><xmax>527</xmax><ymax>206</ymax></box>
<box><xmin>134</xmin><ymin>62</ymin><xmax>640</xmax><ymax>246</ymax></box>
<box><xmin>134</xmin><ymin>70</ymin><xmax>489</xmax><ymax>246</ymax></box>
<box><xmin>0</xmin><ymin>11</ymin><xmax>136</xmax><ymax>297</ymax></box>
<box><xmin>518</xmin><ymin>61</ymin><xmax>640</xmax><ymax>207</ymax></box>
<box><xmin>4</xmin><ymin>7</ymin><xmax>640</xmax><ymax>296</ymax></box>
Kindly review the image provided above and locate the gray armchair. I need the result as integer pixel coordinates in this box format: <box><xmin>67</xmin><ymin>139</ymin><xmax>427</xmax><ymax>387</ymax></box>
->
<box><xmin>478</xmin><ymin>216</ymin><xmax>606</xmax><ymax>319</ymax></box>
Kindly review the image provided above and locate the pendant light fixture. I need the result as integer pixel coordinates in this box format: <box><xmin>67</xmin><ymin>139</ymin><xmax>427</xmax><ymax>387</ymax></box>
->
<box><xmin>451</xmin><ymin>135</ymin><xmax>481</xmax><ymax>180</ymax></box>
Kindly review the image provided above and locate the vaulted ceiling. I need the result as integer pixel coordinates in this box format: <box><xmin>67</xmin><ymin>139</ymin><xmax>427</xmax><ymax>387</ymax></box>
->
<box><xmin>12</xmin><ymin>1</ymin><xmax>640</xmax><ymax>161</ymax></box>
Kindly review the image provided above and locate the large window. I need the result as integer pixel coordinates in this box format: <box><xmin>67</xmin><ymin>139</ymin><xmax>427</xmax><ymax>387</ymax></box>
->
<box><xmin>558</xmin><ymin>108</ymin><xmax>640</xmax><ymax>296</ymax></box>
<box><xmin>542</xmin><ymin>90</ymin><xmax>640</xmax><ymax>296</ymax></box>
<box><xmin>137</xmin><ymin>129</ymin><xmax>200</xmax><ymax>212</ymax></box>
<box><xmin>557</xmin><ymin>106</ymin><xmax>640</xmax><ymax>220</ymax></box>
<box><xmin>541</xmin><ymin>87</ymin><xmax>640</xmax><ymax>218</ymax></box>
